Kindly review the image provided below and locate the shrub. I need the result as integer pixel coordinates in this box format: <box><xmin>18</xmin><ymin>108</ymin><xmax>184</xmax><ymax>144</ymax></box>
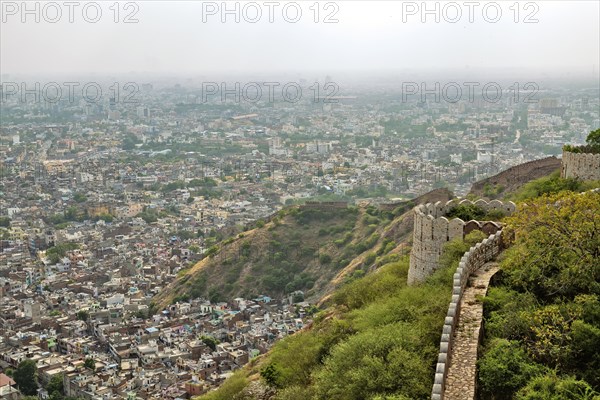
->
<box><xmin>438</xmin><ymin>230</ymin><xmax>486</xmax><ymax>270</ymax></box>
<box><xmin>200</xmin><ymin>371</ymin><xmax>248</xmax><ymax>400</ymax></box>
<box><xmin>364</xmin><ymin>252</ymin><xmax>377</xmax><ymax>266</ymax></box>
<box><xmin>313</xmin><ymin>324</ymin><xmax>431</xmax><ymax>400</ymax></box>
<box><xmin>516</xmin><ymin>372</ymin><xmax>598</xmax><ymax>400</ymax></box>
<box><xmin>446</xmin><ymin>203</ymin><xmax>486</xmax><ymax>221</ymax></box>
<box><xmin>319</xmin><ymin>254</ymin><xmax>332</xmax><ymax>265</ymax></box>
<box><xmin>508</xmin><ymin>171</ymin><xmax>594</xmax><ymax>202</ymax></box>
<box><xmin>478</xmin><ymin>339</ymin><xmax>547</xmax><ymax>400</ymax></box>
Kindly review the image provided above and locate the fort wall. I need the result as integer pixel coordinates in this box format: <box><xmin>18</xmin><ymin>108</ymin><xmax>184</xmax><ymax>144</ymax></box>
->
<box><xmin>408</xmin><ymin>199</ymin><xmax>515</xmax><ymax>285</ymax></box>
<box><xmin>561</xmin><ymin>151</ymin><xmax>600</xmax><ymax>181</ymax></box>
<box><xmin>468</xmin><ymin>156</ymin><xmax>561</xmax><ymax>198</ymax></box>
<box><xmin>431</xmin><ymin>231</ymin><xmax>504</xmax><ymax>400</ymax></box>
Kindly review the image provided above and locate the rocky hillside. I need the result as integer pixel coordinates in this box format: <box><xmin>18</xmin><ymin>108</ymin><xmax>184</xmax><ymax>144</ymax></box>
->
<box><xmin>153</xmin><ymin>189</ymin><xmax>452</xmax><ymax>310</ymax></box>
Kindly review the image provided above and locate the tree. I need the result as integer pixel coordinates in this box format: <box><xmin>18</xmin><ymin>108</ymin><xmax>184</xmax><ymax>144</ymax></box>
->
<box><xmin>13</xmin><ymin>359</ymin><xmax>38</xmax><ymax>395</ymax></box>
<box><xmin>586</xmin><ymin>128</ymin><xmax>600</xmax><ymax>147</ymax></box>
<box><xmin>73</xmin><ymin>193</ymin><xmax>87</xmax><ymax>203</ymax></box>
<box><xmin>260</xmin><ymin>363</ymin><xmax>281</xmax><ymax>388</ymax></box>
<box><xmin>445</xmin><ymin>203</ymin><xmax>486</xmax><ymax>221</ymax></box>
<box><xmin>502</xmin><ymin>191</ymin><xmax>600</xmax><ymax>301</ymax></box>
<box><xmin>319</xmin><ymin>254</ymin><xmax>332</xmax><ymax>265</ymax></box>
<box><xmin>200</xmin><ymin>335</ymin><xmax>219</xmax><ymax>351</ymax></box>
<box><xmin>84</xmin><ymin>358</ymin><xmax>95</xmax><ymax>370</ymax></box>
<box><xmin>76</xmin><ymin>310</ymin><xmax>89</xmax><ymax>321</ymax></box>
<box><xmin>47</xmin><ymin>373</ymin><xmax>64</xmax><ymax>398</ymax></box>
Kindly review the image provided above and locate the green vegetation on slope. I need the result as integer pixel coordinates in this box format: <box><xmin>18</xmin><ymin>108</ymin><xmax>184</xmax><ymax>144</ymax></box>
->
<box><xmin>197</xmin><ymin>232</ymin><xmax>486</xmax><ymax>400</ymax></box>
<box><xmin>478</xmin><ymin>191</ymin><xmax>600</xmax><ymax>399</ymax></box>
<box><xmin>506</xmin><ymin>170</ymin><xmax>600</xmax><ymax>202</ymax></box>
<box><xmin>158</xmin><ymin>204</ymin><xmax>414</xmax><ymax>306</ymax></box>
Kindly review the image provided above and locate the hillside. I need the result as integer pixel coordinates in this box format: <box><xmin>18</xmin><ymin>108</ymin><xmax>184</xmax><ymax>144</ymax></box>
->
<box><xmin>194</xmin><ymin>172</ymin><xmax>599</xmax><ymax>400</ymax></box>
<box><xmin>468</xmin><ymin>156</ymin><xmax>561</xmax><ymax>199</ymax></box>
<box><xmin>153</xmin><ymin>188</ymin><xmax>452</xmax><ymax>310</ymax></box>
<box><xmin>196</xmin><ymin>232</ymin><xmax>487</xmax><ymax>400</ymax></box>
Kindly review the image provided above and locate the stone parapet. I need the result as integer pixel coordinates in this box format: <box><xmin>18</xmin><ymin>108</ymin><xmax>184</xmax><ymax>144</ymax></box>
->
<box><xmin>408</xmin><ymin>199</ymin><xmax>515</xmax><ymax>285</ymax></box>
<box><xmin>561</xmin><ymin>151</ymin><xmax>600</xmax><ymax>181</ymax></box>
<box><xmin>431</xmin><ymin>231</ymin><xmax>503</xmax><ymax>400</ymax></box>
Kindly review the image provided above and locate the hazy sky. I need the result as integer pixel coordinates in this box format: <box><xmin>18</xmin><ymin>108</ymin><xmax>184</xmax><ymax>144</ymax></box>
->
<box><xmin>1</xmin><ymin>1</ymin><xmax>599</xmax><ymax>78</ymax></box>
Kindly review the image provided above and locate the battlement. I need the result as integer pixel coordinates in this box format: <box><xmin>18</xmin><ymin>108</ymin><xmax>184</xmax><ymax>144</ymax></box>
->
<box><xmin>561</xmin><ymin>150</ymin><xmax>600</xmax><ymax>181</ymax></box>
<box><xmin>408</xmin><ymin>199</ymin><xmax>516</xmax><ymax>285</ymax></box>
<box><xmin>431</xmin><ymin>230</ymin><xmax>504</xmax><ymax>400</ymax></box>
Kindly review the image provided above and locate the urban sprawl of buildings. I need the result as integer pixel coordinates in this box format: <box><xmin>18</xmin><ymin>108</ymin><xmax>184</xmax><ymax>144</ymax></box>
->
<box><xmin>1</xmin><ymin>78</ymin><xmax>599</xmax><ymax>399</ymax></box>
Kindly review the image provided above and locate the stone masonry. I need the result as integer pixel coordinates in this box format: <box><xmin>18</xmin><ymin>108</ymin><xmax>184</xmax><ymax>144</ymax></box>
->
<box><xmin>443</xmin><ymin>262</ymin><xmax>499</xmax><ymax>400</ymax></box>
<box><xmin>408</xmin><ymin>199</ymin><xmax>515</xmax><ymax>285</ymax></box>
<box><xmin>431</xmin><ymin>231</ymin><xmax>503</xmax><ymax>400</ymax></box>
<box><xmin>561</xmin><ymin>150</ymin><xmax>600</xmax><ymax>181</ymax></box>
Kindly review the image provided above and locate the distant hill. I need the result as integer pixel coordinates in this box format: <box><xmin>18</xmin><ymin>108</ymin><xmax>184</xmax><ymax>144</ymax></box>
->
<box><xmin>468</xmin><ymin>156</ymin><xmax>561</xmax><ymax>199</ymax></box>
<box><xmin>153</xmin><ymin>188</ymin><xmax>452</xmax><ymax>310</ymax></box>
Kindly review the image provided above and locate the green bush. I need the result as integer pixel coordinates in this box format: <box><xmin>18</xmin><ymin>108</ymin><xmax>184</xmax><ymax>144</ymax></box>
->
<box><xmin>445</xmin><ymin>203</ymin><xmax>486</xmax><ymax>221</ymax></box>
<box><xmin>274</xmin><ymin>386</ymin><xmax>317</xmax><ymax>400</ymax></box>
<box><xmin>313</xmin><ymin>323</ymin><xmax>431</xmax><ymax>400</ymax></box>
<box><xmin>0</xmin><ymin>216</ymin><xmax>10</xmax><ymax>227</ymax></box>
<box><xmin>363</xmin><ymin>252</ymin><xmax>377</xmax><ymax>266</ymax></box>
<box><xmin>200</xmin><ymin>371</ymin><xmax>248</xmax><ymax>400</ymax></box>
<box><xmin>507</xmin><ymin>171</ymin><xmax>597</xmax><ymax>202</ymax></box>
<box><xmin>480</xmin><ymin>191</ymin><xmax>600</xmax><ymax>397</ymax></box>
<box><xmin>478</xmin><ymin>339</ymin><xmax>547</xmax><ymax>400</ymax></box>
<box><xmin>516</xmin><ymin>372</ymin><xmax>599</xmax><ymax>400</ymax></box>
<box><xmin>319</xmin><ymin>254</ymin><xmax>332</xmax><ymax>265</ymax></box>
<box><xmin>438</xmin><ymin>230</ymin><xmax>486</xmax><ymax>270</ymax></box>
<box><xmin>501</xmin><ymin>192</ymin><xmax>600</xmax><ymax>300</ymax></box>
<box><xmin>483</xmin><ymin>288</ymin><xmax>538</xmax><ymax>340</ymax></box>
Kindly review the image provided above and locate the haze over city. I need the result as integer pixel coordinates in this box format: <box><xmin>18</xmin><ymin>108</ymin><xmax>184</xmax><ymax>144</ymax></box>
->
<box><xmin>2</xmin><ymin>1</ymin><xmax>599</xmax><ymax>78</ymax></box>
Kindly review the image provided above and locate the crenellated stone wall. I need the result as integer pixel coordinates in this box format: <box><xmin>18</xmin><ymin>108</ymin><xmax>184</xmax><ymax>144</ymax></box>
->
<box><xmin>408</xmin><ymin>199</ymin><xmax>515</xmax><ymax>285</ymax></box>
<box><xmin>561</xmin><ymin>151</ymin><xmax>600</xmax><ymax>181</ymax></box>
<box><xmin>431</xmin><ymin>231</ymin><xmax>504</xmax><ymax>400</ymax></box>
